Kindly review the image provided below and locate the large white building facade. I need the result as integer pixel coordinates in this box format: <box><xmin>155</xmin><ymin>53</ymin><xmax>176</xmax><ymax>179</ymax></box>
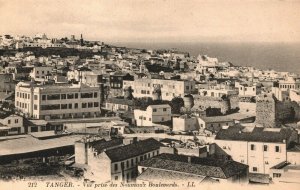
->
<box><xmin>123</xmin><ymin>78</ymin><xmax>195</xmax><ymax>101</ymax></box>
<box><xmin>15</xmin><ymin>82</ymin><xmax>101</xmax><ymax>120</ymax></box>
<box><xmin>214</xmin><ymin>126</ymin><xmax>298</xmax><ymax>175</ymax></box>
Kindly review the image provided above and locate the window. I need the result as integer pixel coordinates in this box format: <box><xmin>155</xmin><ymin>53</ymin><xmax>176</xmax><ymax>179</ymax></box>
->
<box><xmin>82</xmin><ymin>103</ymin><xmax>87</xmax><ymax>108</ymax></box>
<box><xmin>61</xmin><ymin>94</ymin><xmax>66</xmax><ymax>99</ymax></box>
<box><xmin>264</xmin><ymin>145</ymin><xmax>268</xmax><ymax>151</ymax></box>
<box><xmin>81</xmin><ymin>92</ymin><xmax>93</xmax><ymax>98</ymax></box>
<box><xmin>94</xmin><ymin>102</ymin><xmax>99</xmax><ymax>107</ymax></box>
<box><xmin>15</xmin><ymin>119</ymin><xmax>18</xmax><ymax>123</ymax></box>
<box><xmin>17</xmin><ymin>92</ymin><xmax>19</xmax><ymax>97</ymax></box>
<box><xmin>163</xmin><ymin>108</ymin><xmax>167</xmax><ymax>112</ymax></box>
<box><xmin>42</xmin><ymin>95</ymin><xmax>46</xmax><ymax>100</ymax></box>
<box><xmin>275</xmin><ymin>146</ymin><xmax>280</xmax><ymax>152</ymax></box>
<box><xmin>74</xmin><ymin>103</ymin><xmax>78</xmax><ymax>109</ymax></box>
<box><xmin>114</xmin><ymin>164</ymin><xmax>118</xmax><ymax>171</ymax></box>
<box><xmin>149</xmin><ymin>118</ymin><xmax>151</xmax><ymax>121</ymax></box>
<box><xmin>34</xmin><ymin>95</ymin><xmax>38</xmax><ymax>100</ymax></box>
<box><xmin>251</xmin><ymin>144</ymin><xmax>255</xmax><ymax>151</ymax></box>
<box><xmin>67</xmin><ymin>93</ymin><xmax>74</xmax><ymax>99</ymax></box>
<box><xmin>273</xmin><ymin>173</ymin><xmax>281</xmax><ymax>178</ymax></box>
<box><xmin>68</xmin><ymin>104</ymin><xmax>72</xmax><ymax>109</ymax></box>
<box><xmin>253</xmin><ymin>167</ymin><xmax>258</xmax><ymax>172</ymax></box>
<box><xmin>161</xmin><ymin>117</ymin><xmax>164</xmax><ymax>121</ymax></box>
<box><xmin>94</xmin><ymin>92</ymin><xmax>98</xmax><ymax>98</ymax></box>
<box><xmin>61</xmin><ymin>104</ymin><xmax>67</xmax><ymax>109</ymax></box>
<box><xmin>41</xmin><ymin>104</ymin><xmax>60</xmax><ymax>110</ymax></box>
<box><xmin>88</xmin><ymin>102</ymin><xmax>93</xmax><ymax>108</ymax></box>
<box><xmin>8</xmin><ymin>120</ymin><xmax>11</xmax><ymax>124</ymax></box>
<box><xmin>139</xmin><ymin>116</ymin><xmax>142</xmax><ymax>119</ymax></box>
<box><xmin>115</xmin><ymin>176</ymin><xmax>118</xmax><ymax>180</ymax></box>
<box><xmin>153</xmin><ymin>108</ymin><xmax>157</xmax><ymax>112</ymax></box>
<box><xmin>75</xmin><ymin>93</ymin><xmax>78</xmax><ymax>99</ymax></box>
<box><xmin>131</xmin><ymin>159</ymin><xmax>134</xmax><ymax>166</ymax></box>
<box><xmin>127</xmin><ymin>160</ymin><xmax>129</xmax><ymax>168</ymax></box>
<box><xmin>143</xmin><ymin>117</ymin><xmax>146</xmax><ymax>120</ymax></box>
<box><xmin>47</xmin><ymin>94</ymin><xmax>60</xmax><ymax>100</ymax></box>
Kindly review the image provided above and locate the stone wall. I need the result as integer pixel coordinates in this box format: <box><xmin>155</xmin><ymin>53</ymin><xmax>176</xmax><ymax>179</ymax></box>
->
<box><xmin>192</xmin><ymin>95</ymin><xmax>230</xmax><ymax>114</ymax></box>
<box><xmin>276</xmin><ymin>101</ymin><xmax>300</xmax><ymax>121</ymax></box>
<box><xmin>255</xmin><ymin>94</ymin><xmax>300</xmax><ymax>128</ymax></box>
<box><xmin>255</xmin><ymin>95</ymin><xmax>277</xmax><ymax>128</ymax></box>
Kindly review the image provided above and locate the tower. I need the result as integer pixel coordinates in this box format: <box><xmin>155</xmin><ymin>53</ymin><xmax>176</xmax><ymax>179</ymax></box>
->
<box><xmin>80</xmin><ymin>34</ymin><xmax>84</xmax><ymax>46</ymax></box>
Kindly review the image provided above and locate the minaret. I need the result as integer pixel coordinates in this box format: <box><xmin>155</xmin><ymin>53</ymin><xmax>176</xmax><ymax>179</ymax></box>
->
<box><xmin>80</xmin><ymin>34</ymin><xmax>84</xmax><ymax>46</ymax></box>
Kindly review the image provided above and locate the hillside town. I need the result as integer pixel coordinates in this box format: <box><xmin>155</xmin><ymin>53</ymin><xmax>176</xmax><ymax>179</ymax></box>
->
<box><xmin>0</xmin><ymin>33</ymin><xmax>300</xmax><ymax>186</ymax></box>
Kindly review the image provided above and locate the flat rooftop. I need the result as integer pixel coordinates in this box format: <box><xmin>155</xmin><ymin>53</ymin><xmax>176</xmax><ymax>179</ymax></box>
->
<box><xmin>0</xmin><ymin>134</ymin><xmax>84</xmax><ymax>156</ymax></box>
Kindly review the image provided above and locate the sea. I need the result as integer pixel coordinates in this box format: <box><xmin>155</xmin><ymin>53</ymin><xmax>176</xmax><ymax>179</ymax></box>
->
<box><xmin>112</xmin><ymin>42</ymin><xmax>300</xmax><ymax>74</ymax></box>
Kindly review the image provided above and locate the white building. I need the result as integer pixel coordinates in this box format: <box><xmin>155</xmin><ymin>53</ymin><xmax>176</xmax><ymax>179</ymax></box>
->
<box><xmin>75</xmin><ymin>138</ymin><xmax>162</xmax><ymax>182</ymax></box>
<box><xmin>0</xmin><ymin>114</ymin><xmax>24</xmax><ymax>135</ymax></box>
<box><xmin>15</xmin><ymin>82</ymin><xmax>101</xmax><ymax>120</ymax></box>
<box><xmin>279</xmin><ymin>77</ymin><xmax>300</xmax><ymax>91</ymax></box>
<box><xmin>198</xmin><ymin>88</ymin><xmax>238</xmax><ymax>98</ymax></box>
<box><xmin>123</xmin><ymin>78</ymin><xmax>195</xmax><ymax>101</ymax></box>
<box><xmin>30</xmin><ymin>66</ymin><xmax>54</xmax><ymax>81</ymax></box>
<box><xmin>172</xmin><ymin>115</ymin><xmax>199</xmax><ymax>132</ymax></box>
<box><xmin>214</xmin><ymin>126</ymin><xmax>298</xmax><ymax>175</ymax></box>
<box><xmin>134</xmin><ymin>104</ymin><xmax>171</xmax><ymax>127</ymax></box>
<box><xmin>236</xmin><ymin>82</ymin><xmax>261</xmax><ymax>96</ymax></box>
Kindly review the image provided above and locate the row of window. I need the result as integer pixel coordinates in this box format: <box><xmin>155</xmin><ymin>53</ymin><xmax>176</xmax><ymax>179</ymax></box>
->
<box><xmin>240</xmin><ymin>87</ymin><xmax>256</xmax><ymax>91</ymax></box>
<box><xmin>113</xmin><ymin>150</ymin><xmax>159</xmax><ymax>172</ymax></box>
<box><xmin>16</xmin><ymin>92</ymin><xmax>30</xmax><ymax>99</ymax></box>
<box><xmin>35</xmin><ymin>70</ymin><xmax>51</xmax><ymax>74</ymax></box>
<box><xmin>16</xmin><ymin>101</ymin><xmax>28</xmax><ymax>109</ymax></box>
<box><xmin>39</xmin><ymin>102</ymin><xmax>99</xmax><ymax>110</ymax></box>
<box><xmin>7</xmin><ymin>119</ymin><xmax>19</xmax><ymax>124</ymax></box>
<box><xmin>250</xmin><ymin>144</ymin><xmax>281</xmax><ymax>152</ymax></box>
<box><xmin>153</xmin><ymin>108</ymin><xmax>168</xmax><ymax>112</ymax></box>
<box><xmin>279</xmin><ymin>84</ymin><xmax>300</xmax><ymax>89</ymax></box>
<box><xmin>37</xmin><ymin>92</ymin><xmax>98</xmax><ymax>101</ymax></box>
<box><xmin>138</xmin><ymin>116</ymin><xmax>165</xmax><ymax>122</ymax></box>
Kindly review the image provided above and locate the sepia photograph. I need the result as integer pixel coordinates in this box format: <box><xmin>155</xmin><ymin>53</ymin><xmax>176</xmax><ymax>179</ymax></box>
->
<box><xmin>0</xmin><ymin>0</ymin><xmax>299</xmax><ymax>190</ymax></box>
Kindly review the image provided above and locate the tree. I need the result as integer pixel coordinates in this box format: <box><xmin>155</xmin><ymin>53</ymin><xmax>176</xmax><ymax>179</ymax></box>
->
<box><xmin>170</xmin><ymin>97</ymin><xmax>184</xmax><ymax>114</ymax></box>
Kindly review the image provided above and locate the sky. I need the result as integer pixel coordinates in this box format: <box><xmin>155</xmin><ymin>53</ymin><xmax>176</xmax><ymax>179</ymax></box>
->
<box><xmin>0</xmin><ymin>0</ymin><xmax>299</xmax><ymax>43</ymax></box>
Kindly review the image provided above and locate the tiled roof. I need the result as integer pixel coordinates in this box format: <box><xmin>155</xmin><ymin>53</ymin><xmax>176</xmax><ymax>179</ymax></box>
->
<box><xmin>215</xmin><ymin>126</ymin><xmax>294</xmax><ymax>143</ymax></box>
<box><xmin>288</xmin><ymin>144</ymin><xmax>300</xmax><ymax>152</ymax></box>
<box><xmin>137</xmin><ymin>168</ymin><xmax>207</xmax><ymax>182</ymax></box>
<box><xmin>91</xmin><ymin>138</ymin><xmax>123</xmax><ymax>153</ymax></box>
<box><xmin>105</xmin><ymin>138</ymin><xmax>163</xmax><ymax>162</ymax></box>
<box><xmin>139</xmin><ymin>153</ymin><xmax>248</xmax><ymax>179</ymax></box>
<box><xmin>199</xmin><ymin>116</ymin><xmax>234</xmax><ymax>123</ymax></box>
